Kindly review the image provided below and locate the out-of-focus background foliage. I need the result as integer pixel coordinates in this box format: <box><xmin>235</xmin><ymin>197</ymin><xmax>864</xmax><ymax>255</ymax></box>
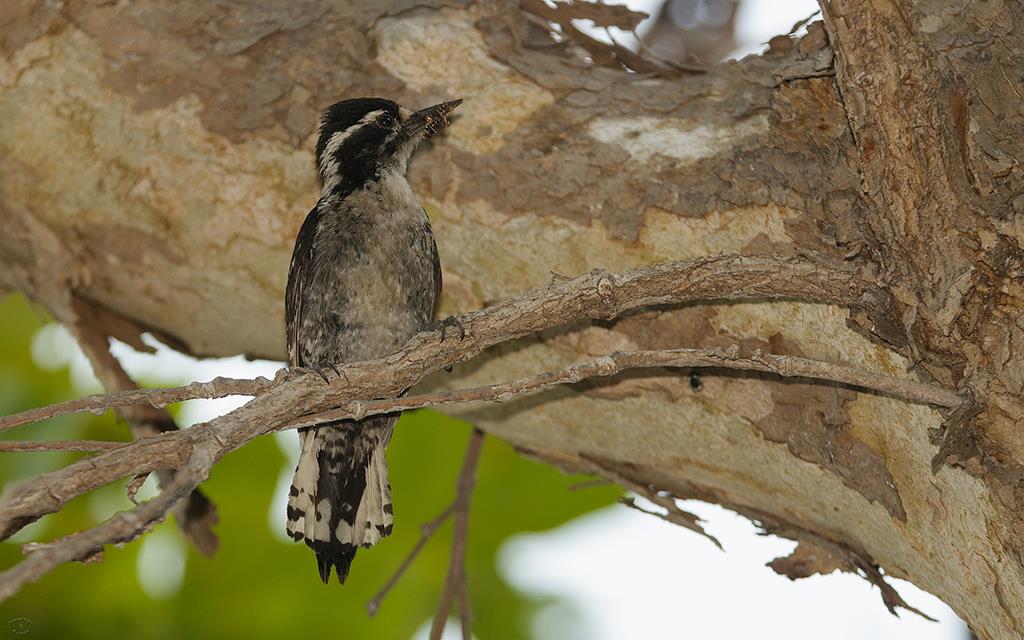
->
<box><xmin>0</xmin><ymin>292</ymin><xmax>619</xmax><ymax>639</ymax></box>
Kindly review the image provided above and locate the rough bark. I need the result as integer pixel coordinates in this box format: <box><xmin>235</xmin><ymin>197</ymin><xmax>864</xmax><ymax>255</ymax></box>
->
<box><xmin>0</xmin><ymin>1</ymin><xmax>1022</xmax><ymax>637</ymax></box>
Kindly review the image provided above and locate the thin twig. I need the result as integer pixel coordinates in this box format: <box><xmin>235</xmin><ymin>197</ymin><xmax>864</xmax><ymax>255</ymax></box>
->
<box><xmin>0</xmin><ymin>440</ymin><xmax>125</xmax><ymax>452</ymax></box>
<box><xmin>285</xmin><ymin>346</ymin><xmax>965</xmax><ymax>432</ymax></box>
<box><xmin>125</xmin><ymin>473</ymin><xmax>151</xmax><ymax>504</ymax></box>
<box><xmin>0</xmin><ymin>374</ymin><xmax>275</xmax><ymax>432</ymax></box>
<box><xmin>582</xmin><ymin>453</ymin><xmax>935</xmax><ymax>621</ymax></box>
<box><xmin>0</xmin><ymin>431</ymin><xmax>190</xmax><ymax>544</ymax></box>
<box><xmin>583</xmin><ymin>454</ymin><xmax>721</xmax><ymax>549</ymax></box>
<box><xmin>4</xmin><ymin>342</ymin><xmax>961</xmax><ymax>441</ymax></box>
<box><xmin>366</xmin><ymin>505</ymin><xmax>455</xmax><ymax>617</ymax></box>
<box><xmin>787</xmin><ymin>9</ymin><xmax>822</xmax><ymax>35</ymax></box>
<box><xmin>620</xmin><ymin>497</ymin><xmax>721</xmax><ymax>550</ymax></box>
<box><xmin>430</xmin><ymin>429</ymin><xmax>485</xmax><ymax>640</ymax></box>
<box><xmin>69</xmin><ymin>305</ymin><xmax>220</xmax><ymax>556</ymax></box>
<box><xmin>0</xmin><ymin>453</ymin><xmax>210</xmax><ymax>603</ymax></box>
<box><xmin>457</xmin><ymin>572</ymin><xmax>472</xmax><ymax>640</ymax></box>
<box><xmin>567</xmin><ymin>477</ymin><xmax>612</xmax><ymax>491</ymax></box>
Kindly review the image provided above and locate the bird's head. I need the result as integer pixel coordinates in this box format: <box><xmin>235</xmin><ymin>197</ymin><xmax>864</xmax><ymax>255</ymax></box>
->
<box><xmin>314</xmin><ymin>97</ymin><xmax>461</xmax><ymax>196</ymax></box>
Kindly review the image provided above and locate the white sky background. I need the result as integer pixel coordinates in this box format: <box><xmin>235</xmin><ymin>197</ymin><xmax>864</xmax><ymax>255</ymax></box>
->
<box><xmin>572</xmin><ymin>0</ymin><xmax>824</xmax><ymax>60</ymax></box>
<box><xmin>26</xmin><ymin>1</ymin><xmax>970</xmax><ymax>637</ymax></box>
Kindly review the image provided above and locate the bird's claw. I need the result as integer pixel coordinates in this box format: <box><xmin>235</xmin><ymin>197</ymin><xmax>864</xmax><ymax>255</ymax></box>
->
<box><xmin>436</xmin><ymin>315</ymin><xmax>466</xmax><ymax>342</ymax></box>
<box><xmin>314</xmin><ymin>366</ymin><xmax>331</xmax><ymax>385</ymax></box>
<box><xmin>316</xmin><ymin>362</ymin><xmax>349</xmax><ymax>385</ymax></box>
<box><xmin>289</xmin><ymin>364</ymin><xmax>336</xmax><ymax>385</ymax></box>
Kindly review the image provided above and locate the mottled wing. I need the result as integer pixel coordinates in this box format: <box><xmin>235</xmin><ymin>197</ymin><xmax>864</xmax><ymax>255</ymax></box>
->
<box><xmin>427</xmin><ymin>208</ymin><xmax>443</xmax><ymax>312</ymax></box>
<box><xmin>285</xmin><ymin>206</ymin><xmax>320</xmax><ymax>367</ymax></box>
<box><xmin>285</xmin><ymin>206</ymin><xmax>324</xmax><ymax>565</ymax></box>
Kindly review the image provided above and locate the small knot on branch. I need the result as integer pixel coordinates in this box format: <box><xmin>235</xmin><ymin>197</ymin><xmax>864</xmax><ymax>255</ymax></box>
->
<box><xmin>350</xmin><ymin>400</ymin><xmax>367</xmax><ymax>420</ymax></box>
<box><xmin>597</xmin><ymin>354</ymin><xmax>619</xmax><ymax>376</ymax></box>
<box><xmin>595</xmin><ymin>273</ymin><xmax>618</xmax><ymax>316</ymax></box>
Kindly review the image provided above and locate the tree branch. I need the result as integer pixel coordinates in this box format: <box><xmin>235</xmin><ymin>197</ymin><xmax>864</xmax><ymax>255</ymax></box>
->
<box><xmin>2</xmin><ymin>341</ymin><xmax>963</xmax><ymax>440</ymax></box>
<box><xmin>0</xmin><ymin>375</ymin><xmax>276</xmax><ymax>433</ymax></box>
<box><xmin>284</xmin><ymin>345</ymin><xmax>965</xmax><ymax>433</ymax></box>
<box><xmin>0</xmin><ymin>255</ymin><xmax>936</xmax><ymax>602</ymax></box>
<box><xmin>0</xmin><ymin>440</ymin><xmax>125</xmax><ymax>452</ymax></box>
<box><xmin>0</xmin><ymin>452</ymin><xmax>210</xmax><ymax>603</ymax></box>
<box><xmin>430</xmin><ymin>429</ymin><xmax>484</xmax><ymax>640</ymax></box>
<box><xmin>620</xmin><ymin>497</ymin><xmax>722</xmax><ymax>550</ymax></box>
<box><xmin>1</xmin><ymin>255</ymin><xmax>879</xmax><ymax>431</ymax></box>
<box><xmin>0</xmin><ymin>340</ymin><xmax>963</xmax><ymax>562</ymax></box>
<box><xmin>366</xmin><ymin>505</ymin><xmax>455</xmax><ymax>617</ymax></box>
<box><xmin>68</xmin><ymin>310</ymin><xmax>221</xmax><ymax>555</ymax></box>
<box><xmin>0</xmin><ymin>429</ymin><xmax>191</xmax><ymax>547</ymax></box>
<box><xmin>584</xmin><ymin>453</ymin><xmax>723</xmax><ymax>549</ymax></box>
<box><xmin>367</xmin><ymin>430</ymin><xmax>486</xmax><ymax>629</ymax></box>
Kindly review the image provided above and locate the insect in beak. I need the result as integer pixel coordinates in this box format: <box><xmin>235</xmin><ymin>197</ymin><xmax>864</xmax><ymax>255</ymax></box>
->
<box><xmin>407</xmin><ymin>98</ymin><xmax>463</xmax><ymax>137</ymax></box>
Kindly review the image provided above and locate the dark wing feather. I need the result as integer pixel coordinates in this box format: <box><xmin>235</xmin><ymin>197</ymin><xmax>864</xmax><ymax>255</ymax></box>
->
<box><xmin>285</xmin><ymin>206</ymin><xmax>320</xmax><ymax>367</ymax></box>
<box><xmin>428</xmin><ymin>216</ymin><xmax>442</xmax><ymax>313</ymax></box>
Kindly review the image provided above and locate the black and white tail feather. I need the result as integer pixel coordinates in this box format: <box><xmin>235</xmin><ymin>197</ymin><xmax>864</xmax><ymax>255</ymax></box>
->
<box><xmin>286</xmin><ymin>419</ymin><xmax>394</xmax><ymax>583</ymax></box>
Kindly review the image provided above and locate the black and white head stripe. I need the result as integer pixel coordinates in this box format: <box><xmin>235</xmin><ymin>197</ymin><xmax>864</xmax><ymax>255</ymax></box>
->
<box><xmin>313</xmin><ymin>97</ymin><xmax>461</xmax><ymax>200</ymax></box>
<box><xmin>317</xmin><ymin>109</ymin><xmax>384</xmax><ymax>190</ymax></box>
<box><xmin>314</xmin><ymin>98</ymin><xmax>402</xmax><ymax>196</ymax></box>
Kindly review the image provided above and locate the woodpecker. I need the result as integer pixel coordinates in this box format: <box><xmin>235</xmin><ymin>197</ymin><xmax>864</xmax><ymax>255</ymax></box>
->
<box><xmin>284</xmin><ymin>97</ymin><xmax>461</xmax><ymax>584</ymax></box>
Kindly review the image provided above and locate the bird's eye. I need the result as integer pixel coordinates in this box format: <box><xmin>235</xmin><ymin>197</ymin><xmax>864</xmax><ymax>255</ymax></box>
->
<box><xmin>378</xmin><ymin>113</ymin><xmax>395</xmax><ymax>128</ymax></box>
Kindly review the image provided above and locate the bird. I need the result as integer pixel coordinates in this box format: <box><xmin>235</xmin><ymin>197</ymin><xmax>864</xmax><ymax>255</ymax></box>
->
<box><xmin>284</xmin><ymin>96</ymin><xmax>461</xmax><ymax>584</ymax></box>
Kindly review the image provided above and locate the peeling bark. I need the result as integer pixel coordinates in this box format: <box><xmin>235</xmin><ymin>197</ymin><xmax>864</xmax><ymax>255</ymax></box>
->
<box><xmin>1</xmin><ymin>1</ymin><xmax>1023</xmax><ymax>637</ymax></box>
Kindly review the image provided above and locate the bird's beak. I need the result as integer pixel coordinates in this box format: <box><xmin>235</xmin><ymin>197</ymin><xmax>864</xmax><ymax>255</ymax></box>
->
<box><xmin>405</xmin><ymin>99</ymin><xmax>462</xmax><ymax>138</ymax></box>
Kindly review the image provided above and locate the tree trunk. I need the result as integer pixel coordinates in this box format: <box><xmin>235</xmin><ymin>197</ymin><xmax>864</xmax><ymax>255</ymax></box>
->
<box><xmin>1</xmin><ymin>1</ymin><xmax>1022</xmax><ymax>636</ymax></box>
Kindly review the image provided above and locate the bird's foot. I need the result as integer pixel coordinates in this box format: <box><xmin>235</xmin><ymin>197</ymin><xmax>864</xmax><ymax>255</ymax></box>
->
<box><xmin>431</xmin><ymin>317</ymin><xmax>464</xmax><ymax>373</ymax></box>
<box><xmin>433</xmin><ymin>315</ymin><xmax>466</xmax><ymax>342</ymax></box>
<box><xmin>290</xmin><ymin>363</ymin><xmax>341</xmax><ymax>385</ymax></box>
